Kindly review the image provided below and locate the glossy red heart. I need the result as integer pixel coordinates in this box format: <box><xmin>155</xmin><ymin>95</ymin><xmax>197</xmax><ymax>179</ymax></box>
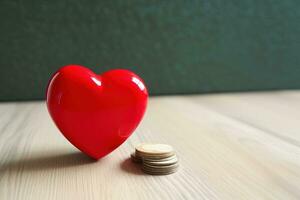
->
<box><xmin>46</xmin><ymin>65</ymin><xmax>148</xmax><ymax>159</ymax></box>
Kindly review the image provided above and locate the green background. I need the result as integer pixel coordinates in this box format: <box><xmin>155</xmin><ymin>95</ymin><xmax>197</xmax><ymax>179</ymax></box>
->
<box><xmin>1</xmin><ymin>0</ymin><xmax>300</xmax><ymax>101</ymax></box>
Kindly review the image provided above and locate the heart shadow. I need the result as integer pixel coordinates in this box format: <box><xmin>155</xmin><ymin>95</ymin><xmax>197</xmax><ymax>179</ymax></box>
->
<box><xmin>0</xmin><ymin>151</ymin><xmax>97</xmax><ymax>174</ymax></box>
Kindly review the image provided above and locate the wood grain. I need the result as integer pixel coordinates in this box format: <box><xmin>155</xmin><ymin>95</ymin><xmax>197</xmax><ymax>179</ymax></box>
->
<box><xmin>1</xmin><ymin>91</ymin><xmax>300</xmax><ymax>199</ymax></box>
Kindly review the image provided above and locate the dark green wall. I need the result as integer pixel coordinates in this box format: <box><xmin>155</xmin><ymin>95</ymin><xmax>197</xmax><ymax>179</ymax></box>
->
<box><xmin>1</xmin><ymin>0</ymin><xmax>300</xmax><ymax>101</ymax></box>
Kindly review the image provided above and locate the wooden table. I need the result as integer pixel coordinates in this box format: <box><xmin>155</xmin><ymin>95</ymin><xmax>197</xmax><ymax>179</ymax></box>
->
<box><xmin>1</xmin><ymin>91</ymin><xmax>300</xmax><ymax>199</ymax></box>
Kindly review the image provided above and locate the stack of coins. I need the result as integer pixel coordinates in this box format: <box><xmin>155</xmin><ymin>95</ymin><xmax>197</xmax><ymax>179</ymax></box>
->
<box><xmin>131</xmin><ymin>143</ymin><xmax>179</xmax><ymax>175</ymax></box>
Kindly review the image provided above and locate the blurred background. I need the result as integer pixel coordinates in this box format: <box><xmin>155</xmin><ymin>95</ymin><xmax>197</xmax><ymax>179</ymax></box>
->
<box><xmin>0</xmin><ymin>0</ymin><xmax>299</xmax><ymax>101</ymax></box>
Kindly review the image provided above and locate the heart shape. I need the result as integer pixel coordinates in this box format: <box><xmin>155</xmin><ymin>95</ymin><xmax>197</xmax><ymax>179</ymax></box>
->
<box><xmin>46</xmin><ymin>65</ymin><xmax>148</xmax><ymax>159</ymax></box>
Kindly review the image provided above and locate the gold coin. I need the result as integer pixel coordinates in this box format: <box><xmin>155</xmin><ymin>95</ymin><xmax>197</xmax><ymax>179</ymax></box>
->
<box><xmin>130</xmin><ymin>152</ymin><xmax>142</xmax><ymax>163</ymax></box>
<box><xmin>132</xmin><ymin>143</ymin><xmax>179</xmax><ymax>175</ymax></box>
<box><xmin>136</xmin><ymin>143</ymin><xmax>174</xmax><ymax>158</ymax></box>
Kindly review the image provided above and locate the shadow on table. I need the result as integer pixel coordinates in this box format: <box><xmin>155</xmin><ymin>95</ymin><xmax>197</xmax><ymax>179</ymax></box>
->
<box><xmin>120</xmin><ymin>157</ymin><xmax>144</xmax><ymax>175</ymax></box>
<box><xmin>0</xmin><ymin>151</ymin><xmax>97</xmax><ymax>173</ymax></box>
<box><xmin>1</xmin><ymin>151</ymin><xmax>145</xmax><ymax>176</ymax></box>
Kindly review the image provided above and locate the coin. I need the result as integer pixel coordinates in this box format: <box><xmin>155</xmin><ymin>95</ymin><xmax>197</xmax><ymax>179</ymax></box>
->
<box><xmin>131</xmin><ymin>143</ymin><xmax>179</xmax><ymax>175</ymax></box>
<box><xmin>130</xmin><ymin>152</ymin><xmax>142</xmax><ymax>163</ymax></box>
<box><xmin>143</xmin><ymin>157</ymin><xmax>178</xmax><ymax>166</ymax></box>
<box><xmin>143</xmin><ymin>162</ymin><xmax>179</xmax><ymax>170</ymax></box>
<box><xmin>142</xmin><ymin>164</ymin><xmax>179</xmax><ymax>175</ymax></box>
<box><xmin>136</xmin><ymin>143</ymin><xmax>174</xmax><ymax>158</ymax></box>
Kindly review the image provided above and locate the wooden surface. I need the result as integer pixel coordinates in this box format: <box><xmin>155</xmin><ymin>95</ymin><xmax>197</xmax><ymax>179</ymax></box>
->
<box><xmin>1</xmin><ymin>91</ymin><xmax>300</xmax><ymax>199</ymax></box>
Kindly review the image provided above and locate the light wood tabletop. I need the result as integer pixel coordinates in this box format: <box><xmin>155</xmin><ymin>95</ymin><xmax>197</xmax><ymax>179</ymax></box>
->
<box><xmin>1</xmin><ymin>91</ymin><xmax>300</xmax><ymax>200</ymax></box>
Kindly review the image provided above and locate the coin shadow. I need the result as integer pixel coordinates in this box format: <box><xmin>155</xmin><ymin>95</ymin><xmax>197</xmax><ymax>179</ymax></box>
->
<box><xmin>120</xmin><ymin>157</ymin><xmax>144</xmax><ymax>175</ymax></box>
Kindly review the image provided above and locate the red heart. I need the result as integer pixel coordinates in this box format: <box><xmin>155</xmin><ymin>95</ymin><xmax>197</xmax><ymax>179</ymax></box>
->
<box><xmin>46</xmin><ymin>65</ymin><xmax>148</xmax><ymax>159</ymax></box>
